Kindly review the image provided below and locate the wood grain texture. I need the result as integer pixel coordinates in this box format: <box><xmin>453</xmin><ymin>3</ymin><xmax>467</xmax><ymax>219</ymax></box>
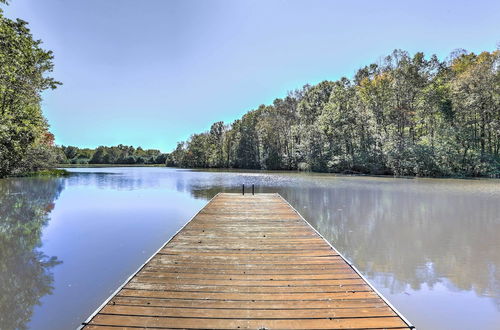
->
<box><xmin>82</xmin><ymin>193</ymin><xmax>412</xmax><ymax>329</ymax></box>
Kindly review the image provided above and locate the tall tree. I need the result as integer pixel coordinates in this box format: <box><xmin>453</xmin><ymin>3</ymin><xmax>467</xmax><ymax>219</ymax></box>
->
<box><xmin>0</xmin><ymin>5</ymin><xmax>61</xmax><ymax>177</ymax></box>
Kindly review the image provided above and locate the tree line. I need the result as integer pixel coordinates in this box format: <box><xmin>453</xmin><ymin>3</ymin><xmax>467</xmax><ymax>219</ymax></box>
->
<box><xmin>0</xmin><ymin>2</ymin><xmax>168</xmax><ymax>174</ymax></box>
<box><xmin>59</xmin><ymin>145</ymin><xmax>168</xmax><ymax>165</ymax></box>
<box><xmin>0</xmin><ymin>2</ymin><xmax>62</xmax><ymax>177</ymax></box>
<box><xmin>167</xmin><ymin>48</ymin><xmax>500</xmax><ymax>177</ymax></box>
<box><xmin>1</xmin><ymin>0</ymin><xmax>498</xmax><ymax>178</ymax></box>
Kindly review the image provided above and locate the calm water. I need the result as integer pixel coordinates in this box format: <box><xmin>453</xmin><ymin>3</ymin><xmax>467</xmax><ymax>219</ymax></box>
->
<box><xmin>0</xmin><ymin>168</ymin><xmax>499</xmax><ymax>330</ymax></box>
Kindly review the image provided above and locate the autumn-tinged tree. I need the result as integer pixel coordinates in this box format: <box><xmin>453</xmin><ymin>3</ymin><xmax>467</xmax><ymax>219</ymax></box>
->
<box><xmin>450</xmin><ymin>51</ymin><xmax>500</xmax><ymax>173</ymax></box>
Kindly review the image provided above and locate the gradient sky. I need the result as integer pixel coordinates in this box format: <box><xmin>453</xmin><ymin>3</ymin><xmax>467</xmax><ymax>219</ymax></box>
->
<box><xmin>4</xmin><ymin>0</ymin><xmax>500</xmax><ymax>152</ymax></box>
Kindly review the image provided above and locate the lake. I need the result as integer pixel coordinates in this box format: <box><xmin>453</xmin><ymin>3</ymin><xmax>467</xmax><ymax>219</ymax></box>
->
<box><xmin>0</xmin><ymin>167</ymin><xmax>499</xmax><ymax>329</ymax></box>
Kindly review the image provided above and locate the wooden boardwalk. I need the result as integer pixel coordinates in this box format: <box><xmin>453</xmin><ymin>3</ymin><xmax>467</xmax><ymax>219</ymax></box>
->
<box><xmin>82</xmin><ymin>193</ymin><xmax>413</xmax><ymax>329</ymax></box>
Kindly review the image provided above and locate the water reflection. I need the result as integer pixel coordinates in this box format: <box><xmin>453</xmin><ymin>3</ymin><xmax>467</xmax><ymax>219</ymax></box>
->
<box><xmin>284</xmin><ymin>184</ymin><xmax>500</xmax><ymax>305</ymax></box>
<box><xmin>65</xmin><ymin>170</ymin><xmax>157</xmax><ymax>191</ymax></box>
<box><xmin>0</xmin><ymin>178</ymin><xmax>63</xmax><ymax>330</ymax></box>
<box><xmin>172</xmin><ymin>171</ymin><xmax>500</xmax><ymax>312</ymax></box>
<box><xmin>78</xmin><ymin>168</ymin><xmax>499</xmax><ymax>315</ymax></box>
<box><xmin>0</xmin><ymin>168</ymin><xmax>498</xmax><ymax>329</ymax></box>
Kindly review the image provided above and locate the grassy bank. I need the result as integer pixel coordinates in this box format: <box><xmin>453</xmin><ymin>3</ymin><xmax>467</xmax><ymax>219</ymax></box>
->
<box><xmin>12</xmin><ymin>169</ymin><xmax>71</xmax><ymax>177</ymax></box>
<box><xmin>57</xmin><ymin>164</ymin><xmax>167</xmax><ymax>168</ymax></box>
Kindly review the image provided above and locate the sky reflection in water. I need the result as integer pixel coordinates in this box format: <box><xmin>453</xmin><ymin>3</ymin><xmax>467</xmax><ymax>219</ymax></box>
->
<box><xmin>0</xmin><ymin>167</ymin><xmax>498</xmax><ymax>329</ymax></box>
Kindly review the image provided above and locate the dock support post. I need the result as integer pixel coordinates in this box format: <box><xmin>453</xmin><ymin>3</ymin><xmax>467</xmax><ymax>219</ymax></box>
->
<box><xmin>242</xmin><ymin>184</ymin><xmax>245</xmax><ymax>195</ymax></box>
<box><xmin>252</xmin><ymin>184</ymin><xmax>254</xmax><ymax>195</ymax></box>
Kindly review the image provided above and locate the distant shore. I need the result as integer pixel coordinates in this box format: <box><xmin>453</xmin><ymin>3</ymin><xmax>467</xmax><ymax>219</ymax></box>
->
<box><xmin>53</xmin><ymin>165</ymin><xmax>500</xmax><ymax>180</ymax></box>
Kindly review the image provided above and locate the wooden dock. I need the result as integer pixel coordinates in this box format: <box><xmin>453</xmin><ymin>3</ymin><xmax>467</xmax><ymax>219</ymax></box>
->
<box><xmin>82</xmin><ymin>193</ymin><xmax>413</xmax><ymax>329</ymax></box>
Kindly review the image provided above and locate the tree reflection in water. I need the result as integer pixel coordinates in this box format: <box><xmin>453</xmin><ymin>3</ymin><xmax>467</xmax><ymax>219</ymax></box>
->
<box><xmin>184</xmin><ymin>174</ymin><xmax>500</xmax><ymax>309</ymax></box>
<box><xmin>0</xmin><ymin>178</ymin><xmax>63</xmax><ymax>330</ymax></box>
<box><xmin>282</xmin><ymin>185</ymin><xmax>500</xmax><ymax>307</ymax></box>
<box><xmin>1</xmin><ymin>169</ymin><xmax>497</xmax><ymax>329</ymax></box>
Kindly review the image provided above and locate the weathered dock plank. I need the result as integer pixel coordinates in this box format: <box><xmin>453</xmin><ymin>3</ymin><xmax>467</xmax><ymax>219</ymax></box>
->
<box><xmin>81</xmin><ymin>193</ymin><xmax>413</xmax><ymax>329</ymax></box>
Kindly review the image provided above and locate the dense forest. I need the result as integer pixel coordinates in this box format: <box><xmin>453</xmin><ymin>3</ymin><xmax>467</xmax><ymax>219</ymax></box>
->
<box><xmin>1</xmin><ymin>2</ymin><xmax>499</xmax><ymax>178</ymax></box>
<box><xmin>0</xmin><ymin>1</ymin><xmax>62</xmax><ymax>178</ymax></box>
<box><xmin>167</xmin><ymin>48</ymin><xmax>500</xmax><ymax>177</ymax></box>
<box><xmin>59</xmin><ymin>145</ymin><xmax>168</xmax><ymax>165</ymax></box>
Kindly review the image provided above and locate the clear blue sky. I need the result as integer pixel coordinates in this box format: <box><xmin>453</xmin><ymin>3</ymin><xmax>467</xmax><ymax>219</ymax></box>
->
<box><xmin>4</xmin><ymin>0</ymin><xmax>500</xmax><ymax>152</ymax></box>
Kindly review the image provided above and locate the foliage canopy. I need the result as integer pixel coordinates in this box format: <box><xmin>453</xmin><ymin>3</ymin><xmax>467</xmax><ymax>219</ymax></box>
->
<box><xmin>0</xmin><ymin>5</ymin><xmax>62</xmax><ymax>177</ymax></box>
<box><xmin>168</xmin><ymin>49</ymin><xmax>500</xmax><ymax>177</ymax></box>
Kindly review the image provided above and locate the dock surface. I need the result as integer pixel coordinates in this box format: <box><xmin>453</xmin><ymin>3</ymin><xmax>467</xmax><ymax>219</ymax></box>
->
<box><xmin>82</xmin><ymin>193</ymin><xmax>412</xmax><ymax>329</ymax></box>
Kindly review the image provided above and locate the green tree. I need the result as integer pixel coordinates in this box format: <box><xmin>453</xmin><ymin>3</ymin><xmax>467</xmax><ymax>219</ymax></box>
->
<box><xmin>207</xmin><ymin>121</ymin><xmax>225</xmax><ymax>167</ymax></box>
<box><xmin>0</xmin><ymin>5</ymin><xmax>61</xmax><ymax>177</ymax></box>
<box><xmin>235</xmin><ymin>110</ymin><xmax>261</xmax><ymax>168</ymax></box>
<box><xmin>167</xmin><ymin>48</ymin><xmax>500</xmax><ymax>177</ymax></box>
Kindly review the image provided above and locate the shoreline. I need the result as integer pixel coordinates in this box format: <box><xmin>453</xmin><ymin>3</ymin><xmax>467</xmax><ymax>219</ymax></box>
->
<box><xmin>8</xmin><ymin>169</ymin><xmax>71</xmax><ymax>178</ymax></box>
<box><xmin>55</xmin><ymin>164</ymin><xmax>500</xmax><ymax>180</ymax></box>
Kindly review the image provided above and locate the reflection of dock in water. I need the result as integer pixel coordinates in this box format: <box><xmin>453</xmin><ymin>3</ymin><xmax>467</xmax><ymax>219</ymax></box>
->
<box><xmin>81</xmin><ymin>193</ymin><xmax>413</xmax><ymax>329</ymax></box>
